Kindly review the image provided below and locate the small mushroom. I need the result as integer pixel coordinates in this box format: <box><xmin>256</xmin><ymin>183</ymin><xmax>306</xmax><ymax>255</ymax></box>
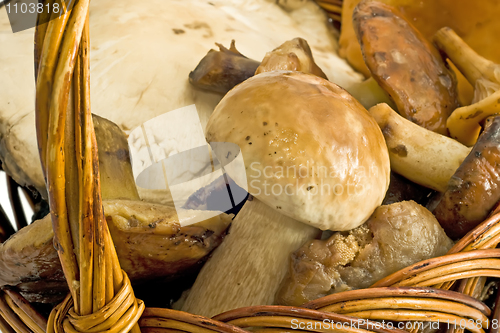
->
<box><xmin>369</xmin><ymin>103</ymin><xmax>470</xmax><ymax>192</ymax></box>
<box><xmin>181</xmin><ymin>71</ymin><xmax>390</xmax><ymax>317</ymax></box>
<box><xmin>434</xmin><ymin>27</ymin><xmax>500</xmax><ymax>146</ymax></box>
<box><xmin>255</xmin><ymin>37</ymin><xmax>327</xmax><ymax>78</ymax></box>
<box><xmin>353</xmin><ymin>0</ymin><xmax>459</xmax><ymax>135</ymax></box>
<box><xmin>189</xmin><ymin>41</ymin><xmax>260</xmax><ymax>94</ymax></box>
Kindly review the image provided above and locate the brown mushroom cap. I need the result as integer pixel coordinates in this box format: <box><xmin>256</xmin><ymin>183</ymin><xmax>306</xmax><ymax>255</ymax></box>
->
<box><xmin>206</xmin><ymin>71</ymin><xmax>390</xmax><ymax>230</ymax></box>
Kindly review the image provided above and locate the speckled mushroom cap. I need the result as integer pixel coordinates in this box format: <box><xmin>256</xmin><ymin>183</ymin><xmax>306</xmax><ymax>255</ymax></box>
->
<box><xmin>206</xmin><ymin>71</ymin><xmax>390</xmax><ymax>231</ymax></box>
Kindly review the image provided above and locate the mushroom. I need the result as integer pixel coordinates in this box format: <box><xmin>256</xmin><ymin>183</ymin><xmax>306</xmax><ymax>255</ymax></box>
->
<box><xmin>181</xmin><ymin>71</ymin><xmax>390</xmax><ymax>317</ymax></box>
<box><xmin>369</xmin><ymin>103</ymin><xmax>470</xmax><ymax>192</ymax></box>
<box><xmin>353</xmin><ymin>0</ymin><xmax>460</xmax><ymax>136</ymax></box>
<box><xmin>434</xmin><ymin>27</ymin><xmax>500</xmax><ymax>146</ymax></box>
<box><xmin>0</xmin><ymin>200</ymin><xmax>232</xmax><ymax>303</ymax></box>
<box><xmin>189</xmin><ymin>41</ymin><xmax>260</xmax><ymax>94</ymax></box>
<box><xmin>277</xmin><ymin>200</ymin><xmax>453</xmax><ymax>306</ymax></box>
<box><xmin>255</xmin><ymin>37</ymin><xmax>327</xmax><ymax>78</ymax></box>
<box><xmin>433</xmin><ymin>115</ymin><xmax>500</xmax><ymax>239</ymax></box>
<box><xmin>0</xmin><ymin>113</ymin><xmax>234</xmax><ymax>303</ymax></box>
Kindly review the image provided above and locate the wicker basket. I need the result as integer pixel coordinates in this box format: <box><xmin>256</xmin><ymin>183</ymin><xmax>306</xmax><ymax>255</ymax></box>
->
<box><xmin>1</xmin><ymin>0</ymin><xmax>500</xmax><ymax>332</ymax></box>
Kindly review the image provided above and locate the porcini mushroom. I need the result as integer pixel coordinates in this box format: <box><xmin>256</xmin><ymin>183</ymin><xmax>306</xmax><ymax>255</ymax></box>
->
<box><xmin>434</xmin><ymin>27</ymin><xmax>500</xmax><ymax>146</ymax></box>
<box><xmin>181</xmin><ymin>71</ymin><xmax>390</xmax><ymax>317</ymax></box>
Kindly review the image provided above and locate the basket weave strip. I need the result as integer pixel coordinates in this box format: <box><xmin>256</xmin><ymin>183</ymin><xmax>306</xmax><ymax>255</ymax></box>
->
<box><xmin>339</xmin><ymin>311</ymin><xmax>485</xmax><ymax>333</ymax></box>
<box><xmin>226</xmin><ymin>316</ymin><xmax>381</xmax><ymax>333</ymax></box>
<box><xmin>304</xmin><ymin>287</ymin><xmax>490</xmax><ymax>314</ymax></box>
<box><xmin>298</xmin><ymin>287</ymin><xmax>491</xmax><ymax>332</ymax></box>
<box><xmin>140</xmin><ymin>329</ymin><xmax>192</xmax><ymax>333</ymax></box>
<box><xmin>35</xmin><ymin>0</ymin><xmax>76</xmax><ymax>177</ymax></box>
<box><xmin>47</xmin><ymin>284</ymin><xmax>144</xmax><ymax>333</ymax></box>
<box><xmin>213</xmin><ymin>306</ymin><xmax>407</xmax><ymax>333</ymax></box>
<box><xmin>396</xmin><ymin>269</ymin><xmax>500</xmax><ymax>288</ymax></box>
<box><xmin>448</xmin><ymin>207</ymin><xmax>500</xmax><ymax>254</ymax></box>
<box><xmin>0</xmin><ymin>291</ymin><xmax>33</xmax><ymax>333</ymax></box>
<box><xmin>3</xmin><ymin>288</ymin><xmax>47</xmax><ymax>332</ymax></box>
<box><xmin>371</xmin><ymin>250</ymin><xmax>500</xmax><ymax>288</ymax></box>
<box><xmin>140</xmin><ymin>308</ymin><xmax>247</xmax><ymax>333</ymax></box>
<box><xmin>35</xmin><ymin>0</ymin><xmax>85</xmax><ymax>302</ymax></box>
<box><xmin>0</xmin><ymin>314</ymin><xmax>16</xmax><ymax>333</ymax></box>
<box><xmin>140</xmin><ymin>318</ymin><xmax>230</xmax><ymax>333</ymax></box>
<box><xmin>2</xmin><ymin>294</ymin><xmax>45</xmax><ymax>333</ymax></box>
<box><xmin>315</xmin><ymin>297</ymin><xmax>488</xmax><ymax>320</ymax></box>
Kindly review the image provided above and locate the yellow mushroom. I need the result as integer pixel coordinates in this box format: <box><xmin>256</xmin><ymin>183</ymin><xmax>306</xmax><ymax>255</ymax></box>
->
<box><xmin>434</xmin><ymin>27</ymin><xmax>500</xmax><ymax>146</ymax></box>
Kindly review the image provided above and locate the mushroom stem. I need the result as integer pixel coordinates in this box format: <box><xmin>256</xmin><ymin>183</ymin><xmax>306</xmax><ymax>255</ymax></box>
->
<box><xmin>434</xmin><ymin>27</ymin><xmax>497</xmax><ymax>86</ymax></box>
<box><xmin>369</xmin><ymin>103</ymin><xmax>470</xmax><ymax>192</ymax></box>
<box><xmin>181</xmin><ymin>198</ymin><xmax>320</xmax><ymax>317</ymax></box>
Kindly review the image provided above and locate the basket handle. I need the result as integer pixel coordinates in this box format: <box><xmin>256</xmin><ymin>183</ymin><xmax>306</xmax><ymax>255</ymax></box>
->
<box><xmin>34</xmin><ymin>0</ymin><xmax>144</xmax><ymax>331</ymax></box>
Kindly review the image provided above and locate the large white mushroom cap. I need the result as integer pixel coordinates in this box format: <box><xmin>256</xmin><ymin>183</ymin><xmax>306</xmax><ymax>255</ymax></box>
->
<box><xmin>0</xmin><ymin>0</ymin><xmax>362</xmax><ymax>199</ymax></box>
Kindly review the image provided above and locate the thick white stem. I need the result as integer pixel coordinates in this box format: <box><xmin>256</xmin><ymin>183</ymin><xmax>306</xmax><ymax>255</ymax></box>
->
<box><xmin>181</xmin><ymin>198</ymin><xmax>319</xmax><ymax>317</ymax></box>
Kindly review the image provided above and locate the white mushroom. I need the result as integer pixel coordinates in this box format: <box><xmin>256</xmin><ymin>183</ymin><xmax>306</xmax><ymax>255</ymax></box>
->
<box><xmin>182</xmin><ymin>71</ymin><xmax>390</xmax><ymax>317</ymax></box>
